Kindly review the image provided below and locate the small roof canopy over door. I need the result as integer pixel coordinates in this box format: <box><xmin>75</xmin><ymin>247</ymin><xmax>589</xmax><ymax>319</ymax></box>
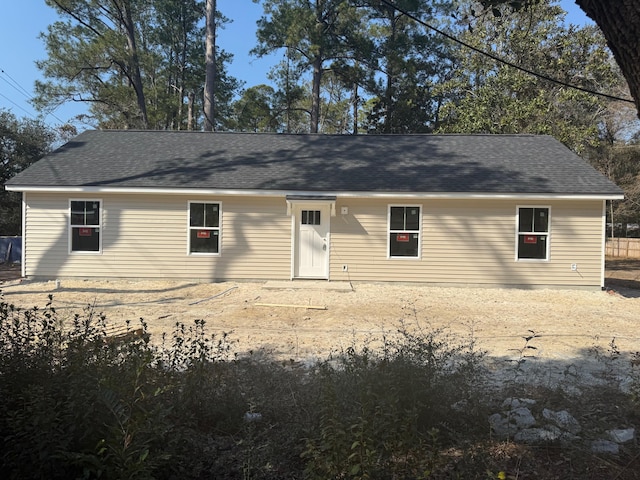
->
<box><xmin>286</xmin><ymin>195</ymin><xmax>336</xmax><ymax>217</ymax></box>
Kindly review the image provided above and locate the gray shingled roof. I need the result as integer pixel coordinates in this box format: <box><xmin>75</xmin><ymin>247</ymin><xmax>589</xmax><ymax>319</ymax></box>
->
<box><xmin>5</xmin><ymin>130</ymin><xmax>623</xmax><ymax>196</ymax></box>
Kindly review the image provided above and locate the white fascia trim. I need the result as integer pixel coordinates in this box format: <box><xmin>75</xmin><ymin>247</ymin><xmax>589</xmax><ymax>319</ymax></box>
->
<box><xmin>601</xmin><ymin>200</ymin><xmax>607</xmax><ymax>289</ymax></box>
<box><xmin>336</xmin><ymin>192</ymin><xmax>624</xmax><ymax>200</ymax></box>
<box><xmin>5</xmin><ymin>185</ymin><xmax>624</xmax><ymax>201</ymax></box>
<box><xmin>21</xmin><ymin>192</ymin><xmax>26</xmax><ymax>278</ymax></box>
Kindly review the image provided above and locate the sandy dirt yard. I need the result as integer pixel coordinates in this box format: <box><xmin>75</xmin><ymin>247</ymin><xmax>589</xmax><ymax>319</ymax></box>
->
<box><xmin>1</xmin><ymin>264</ymin><xmax>639</xmax><ymax>371</ymax></box>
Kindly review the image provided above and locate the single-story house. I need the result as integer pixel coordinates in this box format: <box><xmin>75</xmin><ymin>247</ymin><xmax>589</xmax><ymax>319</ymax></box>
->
<box><xmin>5</xmin><ymin>130</ymin><xmax>623</xmax><ymax>289</ymax></box>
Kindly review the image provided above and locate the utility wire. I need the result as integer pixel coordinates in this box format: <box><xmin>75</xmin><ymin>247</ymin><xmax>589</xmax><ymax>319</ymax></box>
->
<box><xmin>0</xmin><ymin>67</ymin><xmax>68</xmax><ymax>124</ymax></box>
<box><xmin>378</xmin><ymin>0</ymin><xmax>634</xmax><ymax>104</ymax></box>
<box><xmin>0</xmin><ymin>91</ymin><xmax>36</xmax><ymax>118</ymax></box>
<box><xmin>0</xmin><ymin>68</ymin><xmax>33</xmax><ymax>99</ymax></box>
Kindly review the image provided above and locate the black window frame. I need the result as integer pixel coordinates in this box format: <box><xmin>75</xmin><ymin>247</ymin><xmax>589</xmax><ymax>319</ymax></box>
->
<box><xmin>69</xmin><ymin>199</ymin><xmax>102</xmax><ymax>253</ymax></box>
<box><xmin>517</xmin><ymin>206</ymin><xmax>550</xmax><ymax>261</ymax></box>
<box><xmin>188</xmin><ymin>201</ymin><xmax>221</xmax><ymax>255</ymax></box>
<box><xmin>388</xmin><ymin>205</ymin><xmax>421</xmax><ymax>259</ymax></box>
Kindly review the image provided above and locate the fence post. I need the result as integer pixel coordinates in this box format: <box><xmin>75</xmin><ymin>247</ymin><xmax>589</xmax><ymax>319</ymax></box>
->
<box><xmin>607</xmin><ymin>238</ymin><xmax>640</xmax><ymax>258</ymax></box>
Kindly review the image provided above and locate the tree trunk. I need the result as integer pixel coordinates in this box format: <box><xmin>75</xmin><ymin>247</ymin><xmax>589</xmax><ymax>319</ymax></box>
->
<box><xmin>384</xmin><ymin>10</ymin><xmax>398</xmax><ymax>133</ymax></box>
<box><xmin>310</xmin><ymin>55</ymin><xmax>322</xmax><ymax>134</ymax></box>
<box><xmin>176</xmin><ymin>85</ymin><xmax>183</xmax><ymax>130</ymax></box>
<box><xmin>576</xmin><ymin>0</ymin><xmax>640</xmax><ymax>117</ymax></box>
<box><xmin>187</xmin><ymin>92</ymin><xmax>195</xmax><ymax>130</ymax></box>
<box><xmin>177</xmin><ymin>8</ymin><xmax>189</xmax><ymax>131</ymax></box>
<box><xmin>352</xmin><ymin>81</ymin><xmax>359</xmax><ymax>134</ymax></box>
<box><xmin>121</xmin><ymin>0</ymin><xmax>149</xmax><ymax>128</ymax></box>
<box><xmin>309</xmin><ymin>0</ymin><xmax>324</xmax><ymax>134</ymax></box>
<box><xmin>204</xmin><ymin>0</ymin><xmax>217</xmax><ymax>131</ymax></box>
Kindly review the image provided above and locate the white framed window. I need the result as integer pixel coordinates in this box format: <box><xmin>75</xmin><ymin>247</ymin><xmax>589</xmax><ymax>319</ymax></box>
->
<box><xmin>188</xmin><ymin>201</ymin><xmax>221</xmax><ymax>255</ymax></box>
<box><xmin>516</xmin><ymin>206</ymin><xmax>550</xmax><ymax>260</ymax></box>
<box><xmin>388</xmin><ymin>205</ymin><xmax>421</xmax><ymax>258</ymax></box>
<box><xmin>69</xmin><ymin>199</ymin><xmax>102</xmax><ymax>253</ymax></box>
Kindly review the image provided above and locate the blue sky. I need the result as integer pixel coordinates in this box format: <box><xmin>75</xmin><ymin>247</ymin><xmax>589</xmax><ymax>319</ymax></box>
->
<box><xmin>0</xmin><ymin>0</ymin><xmax>593</xmax><ymax>130</ymax></box>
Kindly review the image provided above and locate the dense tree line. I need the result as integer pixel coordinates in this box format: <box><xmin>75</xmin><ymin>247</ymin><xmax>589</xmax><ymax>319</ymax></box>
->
<box><xmin>35</xmin><ymin>0</ymin><xmax>240</xmax><ymax>130</ymax></box>
<box><xmin>0</xmin><ymin>111</ymin><xmax>72</xmax><ymax>235</ymax></box>
<box><xmin>480</xmin><ymin>0</ymin><xmax>640</xmax><ymax>119</ymax></box>
<box><xmin>1</xmin><ymin>0</ymin><xmax>637</xmax><ymax>232</ymax></box>
<box><xmin>33</xmin><ymin>1</ymin><xmax>633</xmax><ymax>137</ymax></box>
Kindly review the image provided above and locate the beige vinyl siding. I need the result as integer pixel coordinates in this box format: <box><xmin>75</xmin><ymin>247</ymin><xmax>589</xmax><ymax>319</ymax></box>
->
<box><xmin>24</xmin><ymin>193</ymin><xmax>291</xmax><ymax>280</ymax></box>
<box><xmin>329</xmin><ymin>198</ymin><xmax>605</xmax><ymax>288</ymax></box>
<box><xmin>23</xmin><ymin>192</ymin><xmax>605</xmax><ymax>287</ymax></box>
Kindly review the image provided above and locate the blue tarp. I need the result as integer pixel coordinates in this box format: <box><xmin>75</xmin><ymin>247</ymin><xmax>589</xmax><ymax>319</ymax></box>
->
<box><xmin>0</xmin><ymin>237</ymin><xmax>22</xmax><ymax>264</ymax></box>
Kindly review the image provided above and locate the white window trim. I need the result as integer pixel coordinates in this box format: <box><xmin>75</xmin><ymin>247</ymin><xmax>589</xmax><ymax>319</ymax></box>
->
<box><xmin>387</xmin><ymin>204</ymin><xmax>422</xmax><ymax>260</ymax></box>
<box><xmin>69</xmin><ymin>198</ymin><xmax>103</xmax><ymax>255</ymax></box>
<box><xmin>515</xmin><ymin>205</ymin><xmax>551</xmax><ymax>262</ymax></box>
<box><xmin>187</xmin><ymin>200</ymin><xmax>222</xmax><ymax>256</ymax></box>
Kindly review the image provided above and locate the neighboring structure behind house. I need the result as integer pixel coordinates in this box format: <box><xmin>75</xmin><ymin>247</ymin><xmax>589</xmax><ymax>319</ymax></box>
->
<box><xmin>4</xmin><ymin>131</ymin><xmax>623</xmax><ymax>289</ymax></box>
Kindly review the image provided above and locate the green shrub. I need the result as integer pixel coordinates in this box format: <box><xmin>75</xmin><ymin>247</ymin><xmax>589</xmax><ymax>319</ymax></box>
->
<box><xmin>301</xmin><ymin>327</ymin><xmax>488</xmax><ymax>479</ymax></box>
<box><xmin>0</xmin><ymin>293</ymin><xmax>240</xmax><ymax>479</ymax></box>
<box><xmin>2</xmin><ymin>290</ymin><xmax>638</xmax><ymax>479</ymax></box>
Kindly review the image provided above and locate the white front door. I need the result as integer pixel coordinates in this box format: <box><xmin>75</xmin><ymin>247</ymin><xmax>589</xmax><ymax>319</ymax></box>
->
<box><xmin>294</xmin><ymin>205</ymin><xmax>330</xmax><ymax>278</ymax></box>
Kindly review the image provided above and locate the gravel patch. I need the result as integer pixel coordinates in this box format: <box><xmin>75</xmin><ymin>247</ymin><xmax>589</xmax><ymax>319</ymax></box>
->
<box><xmin>2</xmin><ymin>279</ymin><xmax>639</xmax><ymax>372</ymax></box>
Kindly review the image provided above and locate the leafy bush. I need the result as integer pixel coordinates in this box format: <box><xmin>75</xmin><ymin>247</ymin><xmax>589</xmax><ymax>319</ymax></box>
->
<box><xmin>0</xmin><ymin>293</ymin><xmax>239</xmax><ymax>479</ymax></box>
<box><xmin>1</xmin><ymin>291</ymin><xmax>639</xmax><ymax>479</ymax></box>
<box><xmin>301</xmin><ymin>327</ymin><xmax>488</xmax><ymax>479</ymax></box>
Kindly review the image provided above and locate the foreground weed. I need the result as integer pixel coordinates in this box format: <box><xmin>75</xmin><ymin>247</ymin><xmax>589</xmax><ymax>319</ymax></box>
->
<box><xmin>589</xmin><ymin>337</ymin><xmax>627</xmax><ymax>387</ymax></box>
<box><xmin>504</xmin><ymin>330</ymin><xmax>541</xmax><ymax>386</ymax></box>
<box><xmin>0</xmin><ymin>292</ymin><xmax>243</xmax><ymax>479</ymax></box>
<box><xmin>3</xmin><ymin>291</ymin><xmax>639</xmax><ymax>479</ymax></box>
<box><xmin>302</xmin><ymin>327</ymin><xmax>488</xmax><ymax>479</ymax></box>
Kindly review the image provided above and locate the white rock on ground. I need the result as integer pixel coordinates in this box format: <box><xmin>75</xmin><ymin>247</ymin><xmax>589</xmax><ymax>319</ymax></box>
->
<box><xmin>591</xmin><ymin>439</ymin><xmax>620</xmax><ymax>455</ymax></box>
<box><xmin>542</xmin><ymin>409</ymin><xmax>582</xmax><ymax>435</ymax></box>
<box><xmin>510</xmin><ymin>407</ymin><xmax>537</xmax><ymax>429</ymax></box>
<box><xmin>489</xmin><ymin>413</ymin><xmax>516</xmax><ymax>438</ymax></box>
<box><xmin>502</xmin><ymin>397</ymin><xmax>536</xmax><ymax>409</ymax></box>
<box><xmin>608</xmin><ymin>428</ymin><xmax>635</xmax><ymax>444</ymax></box>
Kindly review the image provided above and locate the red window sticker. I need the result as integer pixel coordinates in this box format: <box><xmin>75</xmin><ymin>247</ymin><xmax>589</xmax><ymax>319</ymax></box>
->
<box><xmin>197</xmin><ymin>230</ymin><xmax>211</xmax><ymax>239</ymax></box>
<box><xmin>79</xmin><ymin>228</ymin><xmax>92</xmax><ymax>236</ymax></box>
<box><xmin>524</xmin><ymin>235</ymin><xmax>537</xmax><ymax>244</ymax></box>
<box><xmin>396</xmin><ymin>233</ymin><xmax>410</xmax><ymax>242</ymax></box>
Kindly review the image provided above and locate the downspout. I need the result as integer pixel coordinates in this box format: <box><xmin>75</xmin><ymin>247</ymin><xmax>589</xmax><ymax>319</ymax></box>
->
<box><xmin>290</xmin><ymin>207</ymin><xmax>296</xmax><ymax>280</ymax></box>
<box><xmin>21</xmin><ymin>193</ymin><xmax>26</xmax><ymax>278</ymax></box>
<box><xmin>601</xmin><ymin>199</ymin><xmax>607</xmax><ymax>290</ymax></box>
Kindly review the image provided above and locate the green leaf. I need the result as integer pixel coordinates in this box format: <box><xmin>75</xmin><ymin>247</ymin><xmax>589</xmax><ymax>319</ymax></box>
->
<box><xmin>139</xmin><ymin>449</ymin><xmax>149</xmax><ymax>462</ymax></box>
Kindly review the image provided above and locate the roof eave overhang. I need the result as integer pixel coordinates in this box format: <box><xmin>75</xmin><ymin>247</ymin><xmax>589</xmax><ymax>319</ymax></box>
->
<box><xmin>4</xmin><ymin>185</ymin><xmax>624</xmax><ymax>201</ymax></box>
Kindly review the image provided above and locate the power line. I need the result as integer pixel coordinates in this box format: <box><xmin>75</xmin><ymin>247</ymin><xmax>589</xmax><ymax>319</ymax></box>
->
<box><xmin>0</xmin><ymin>68</ymin><xmax>33</xmax><ymax>99</ymax></box>
<box><xmin>0</xmin><ymin>91</ymin><xmax>36</xmax><ymax>118</ymax></box>
<box><xmin>0</xmin><ymin>67</ymin><xmax>69</xmax><ymax>124</ymax></box>
<box><xmin>377</xmin><ymin>0</ymin><xmax>634</xmax><ymax>105</ymax></box>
